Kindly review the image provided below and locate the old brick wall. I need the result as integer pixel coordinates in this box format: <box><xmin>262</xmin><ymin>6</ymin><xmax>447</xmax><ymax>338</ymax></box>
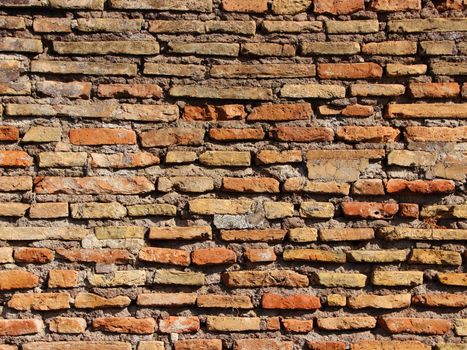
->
<box><xmin>0</xmin><ymin>0</ymin><xmax>466</xmax><ymax>349</ymax></box>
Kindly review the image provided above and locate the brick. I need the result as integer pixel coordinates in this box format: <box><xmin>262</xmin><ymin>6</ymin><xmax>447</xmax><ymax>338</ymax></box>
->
<box><xmin>263</xmin><ymin>20</ymin><xmax>323</xmax><ymax>33</ymax></box>
<box><xmin>109</xmin><ymin>0</ymin><xmax>213</xmax><ymax>11</ymax></box>
<box><xmin>22</xmin><ymin>343</ymin><xmax>131</xmax><ymax>350</ymax></box>
<box><xmin>327</xmin><ymin>295</ymin><xmax>346</xmax><ymax>307</ymax></box>
<box><xmin>0</xmin><ymin>270</ymin><xmax>39</xmax><ymax>290</ymax></box>
<box><xmin>144</xmin><ymin>63</ymin><xmax>206</xmax><ymax>78</ymax></box>
<box><xmin>256</xmin><ymin>150</ymin><xmax>302</xmax><ymax>165</ymax></box>
<box><xmin>388</xmin><ymin>150</ymin><xmax>436</xmax><ymax>166</ymax></box>
<box><xmin>137</xmin><ymin>292</ymin><xmax>196</xmax><ymax>307</ymax></box>
<box><xmin>31</xmin><ymin>60</ymin><xmax>137</xmax><ymax>76</ymax></box>
<box><xmin>197</xmin><ymin>294</ymin><xmax>253</xmax><ymax>308</ymax></box>
<box><xmin>319</xmin><ymin>228</ymin><xmax>374</xmax><ymax>241</ymax></box>
<box><xmin>48</xmin><ymin>270</ymin><xmax>78</xmax><ymax>288</ymax></box>
<box><xmin>387</xmin><ymin>63</ymin><xmax>427</xmax><ymax>76</ymax></box>
<box><xmin>341</xmin><ymin>104</ymin><xmax>374</xmax><ymax>117</ymax></box>
<box><xmin>379</xmin><ymin>317</ymin><xmax>451</xmax><ymax>335</ymax></box>
<box><xmin>184</xmin><ymin>104</ymin><xmax>246</xmax><ymax>121</ymax></box>
<box><xmin>95</xmin><ymin>226</ymin><xmax>145</xmax><ymax>240</ymax></box>
<box><xmin>127</xmin><ymin>204</ymin><xmax>176</xmax><ymax>217</ymax></box>
<box><xmin>0</xmin><ymin>126</ymin><xmax>19</xmax><ymax>141</ymax></box>
<box><xmin>49</xmin><ymin>317</ymin><xmax>86</xmax><ymax>334</ymax></box>
<box><xmin>223</xmin><ymin>177</ymin><xmax>279</xmax><ymax>193</ymax></box>
<box><xmin>189</xmin><ymin>198</ymin><xmax>253</xmax><ymax>215</ymax></box>
<box><xmin>222</xmin><ymin>0</ymin><xmax>267</xmax><ymax>12</ymax></box>
<box><xmin>0</xmin><ymin>150</ymin><xmax>32</xmax><ymax>167</ymax></box>
<box><xmin>362</xmin><ymin>41</ymin><xmax>417</xmax><ymax>55</ymax></box>
<box><xmin>314</xmin><ymin>0</ymin><xmax>364</xmax><ymax>14</ymax></box>
<box><xmin>0</xmin><ymin>81</ymin><xmax>31</xmax><ymax>95</ymax></box>
<box><xmin>289</xmin><ymin>228</ymin><xmax>318</xmax><ymax>242</ymax></box>
<box><xmin>0</xmin><ymin>227</ymin><xmax>88</xmax><ymax>241</ymax></box>
<box><xmin>207</xmin><ymin>316</ymin><xmax>260</xmax><ymax>332</ymax></box>
<box><xmin>281</xmin><ymin>84</ymin><xmax>346</xmax><ymax>99</ymax></box>
<box><xmin>175</xmin><ymin>340</ymin><xmax>222</xmax><ymax>350</ymax></box>
<box><xmin>386</xmin><ymin>179</ymin><xmax>455</xmax><ymax>194</ymax></box>
<box><xmin>282</xmin><ymin>318</ymin><xmax>313</xmax><ymax>333</ymax></box>
<box><xmin>0</xmin><ymin>15</ymin><xmax>25</xmax><ymax>29</ymax></box>
<box><xmin>372</xmin><ymin>271</ymin><xmax>423</xmax><ymax>286</ymax></box>
<box><xmin>302</xmin><ymin>42</ymin><xmax>360</xmax><ymax>55</ymax></box>
<box><xmin>284</xmin><ymin>179</ymin><xmax>349</xmax><ymax>195</ymax></box>
<box><xmin>317</xmin><ymin>317</ymin><xmax>376</xmax><ymax>330</ymax></box>
<box><xmin>435</xmin><ymin>345</ymin><xmax>467</xmax><ymax>350</ymax></box>
<box><xmin>14</xmin><ymin>247</ymin><xmax>54</xmax><ymax>263</ymax></box>
<box><xmin>158</xmin><ymin>176</ymin><xmax>213</xmax><ymax>193</ymax></box>
<box><xmin>0</xmin><ymin>247</ymin><xmax>13</xmax><ymax>263</ymax></box>
<box><xmin>318</xmin><ymin>63</ymin><xmax>383</xmax><ymax>79</ymax></box>
<box><xmin>75</xmin><ymin>293</ymin><xmax>131</xmax><ymax>309</ymax></box>
<box><xmin>352</xmin><ymin>341</ymin><xmax>430</xmax><ymax>350</ymax></box>
<box><xmin>245</xmin><ymin>247</ymin><xmax>277</xmax><ymax>263</ymax></box>
<box><xmin>307</xmin><ymin>158</ymin><xmax>369</xmax><ymax>182</ymax></box>
<box><xmin>139</xmin><ymin>247</ymin><xmax>189</xmax><ymax>266</ymax></box>
<box><xmin>0</xmin><ymin>37</ymin><xmax>43</xmax><ymax>53</ymax></box>
<box><xmin>70</xmin><ymin>202</ymin><xmax>127</xmax><ymax>219</ymax></box>
<box><xmin>76</xmin><ymin>18</ymin><xmax>144</xmax><ymax>32</ymax></box>
<box><xmin>379</xmin><ymin>227</ymin><xmax>467</xmax><ymax>241</ymax></box>
<box><xmin>454</xmin><ymin>319</ymin><xmax>466</xmax><ymax>336</ymax></box>
<box><xmin>98</xmin><ymin>84</ymin><xmax>162</xmax><ymax>98</ymax></box>
<box><xmin>352</xmin><ymin>179</ymin><xmax>385</xmax><ymax>195</ymax></box>
<box><xmin>93</xmin><ymin>317</ymin><xmax>156</xmax><ymax>334</ymax></box>
<box><xmin>200</xmin><ymin>151</ymin><xmax>251</xmax><ymax>166</ymax></box>
<box><xmin>171</xmin><ymin>86</ymin><xmax>273</xmax><ymax>100</ymax></box>
<box><xmin>409</xmin><ymin>249</ymin><xmax>462</xmax><ymax>266</ymax></box>
<box><xmin>284</xmin><ymin>249</ymin><xmax>345</xmax><ymax>263</ymax></box>
<box><xmin>350</xmin><ymin>83</ymin><xmax>405</xmax><ymax>96</ymax></box>
<box><xmin>159</xmin><ymin>316</ymin><xmax>200</xmax><ymax>333</ymax></box>
<box><xmin>33</xmin><ymin>18</ymin><xmax>71</xmax><ymax>32</ymax></box>
<box><xmin>22</xmin><ymin>126</ymin><xmax>61</xmax><ymax>143</ymax></box>
<box><xmin>315</xmin><ymin>272</ymin><xmax>367</xmax><ymax>288</ymax></box>
<box><xmin>342</xmin><ymin>202</ymin><xmax>399</xmax><ymax>219</ymax></box>
<box><xmin>388</xmin><ymin>19</ymin><xmax>467</xmax><ymax>33</ymax></box>
<box><xmin>91</xmin><ymin>152</ymin><xmax>160</xmax><ymax>169</ymax></box>
<box><xmin>149</xmin><ymin>226</ymin><xmax>212</xmax><ymax>240</ymax></box>
<box><xmin>241</xmin><ymin>43</ymin><xmax>295</xmax><ymax>57</ymax></box>
<box><xmin>169</xmin><ymin>42</ymin><xmax>238</xmax><ymax>56</ymax></box>
<box><xmin>0</xmin><ymin>202</ymin><xmax>29</xmax><ymax>217</ymax></box>
<box><xmin>0</xmin><ymin>60</ymin><xmax>21</xmax><ymax>82</ymax></box>
<box><xmin>192</xmin><ymin>247</ymin><xmax>236</xmax><ymax>265</ymax></box>
<box><xmin>271</xmin><ymin>126</ymin><xmax>334</xmax><ymax>142</ymax></box>
<box><xmin>326</xmin><ymin>20</ymin><xmax>379</xmax><ymax>33</ymax></box>
<box><xmin>420</xmin><ymin>41</ymin><xmax>456</xmax><ymax>55</ymax></box>
<box><xmin>223</xmin><ymin>270</ymin><xmax>309</xmax><ymax>287</ymax></box>
<box><xmin>371</xmin><ymin>0</ymin><xmax>421</xmax><ymax>11</ymax></box>
<box><xmin>57</xmin><ymin>248</ymin><xmax>129</xmax><ymax>264</ymax></box>
<box><xmin>409</xmin><ymin>83</ymin><xmax>460</xmax><ymax>98</ymax></box>
<box><xmin>266</xmin><ymin>318</ymin><xmax>281</xmax><ymax>331</ymax></box>
<box><xmin>432</xmin><ymin>62</ymin><xmax>467</xmax><ymax>75</ymax></box>
<box><xmin>211</xmin><ymin>63</ymin><xmax>314</xmax><ymax>78</ymax></box>
<box><xmin>421</xmin><ymin>204</ymin><xmax>467</xmax><ymax>219</ymax></box>
<box><xmin>49</xmin><ymin>0</ymin><xmax>104</xmax><ymax>9</ymax></box>
<box><xmin>264</xmin><ymin>202</ymin><xmax>294</xmax><ymax>219</ymax></box>
<box><xmin>153</xmin><ymin>269</ymin><xmax>205</xmax><ymax>286</ymax></box>
<box><xmin>39</xmin><ymin>152</ymin><xmax>87</xmax><ymax>167</ymax></box>
<box><xmin>0</xmin><ymin>319</ymin><xmax>43</xmax><ymax>336</ymax></box>
<box><xmin>8</xmin><ymin>292</ymin><xmax>70</xmax><ymax>310</ymax></box>
<box><xmin>308</xmin><ymin>342</ymin><xmax>346</xmax><ymax>350</ymax></box>
<box><xmin>336</xmin><ymin>126</ymin><xmax>399</xmax><ymax>143</ymax></box>
<box><xmin>249</xmin><ymin>103</ymin><xmax>312</xmax><ymax>122</ymax></box>
<box><xmin>348</xmin><ymin>294</ymin><xmax>411</xmax><ymax>309</ymax></box>
<box><xmin>166</xmin><ymin>151</ymin><xmax>197</xmax><ymax>163</ymax></box>
<box><xmin>438</xmin><ymin>273</ymin><xmax>467</xmax><ymax>286</ymax></box>
<box><xmin>300</xmin><ymin>201</ymin><xmax>335</xmax><ymax>218</ymax></box>
<box><xmin>210</xmin><ymin>128</ymin><xmax>265</xmax><ymax>141</ymax></box>
<box><xmin>399</xmin><ymin>203</ymin><xmax>419</xmax><ymax>218</ymax></box>
<box><xmin>234</xmin><ymin>339</ymin><xmax>293</xmax><ymax>350</ymax></box>
<box><xmin>54</xmin><ymin>40</ymin><xmax>159</xmax><ymax>55</ymax></box>
<box><xmin>35</xmin><ymin>176</ymin><xmax>154</xmax><ymax>195</ymax></box>
<box><xmin>262</xmin><ymin>293</ymin><xmax>321</xmax><ymax>310</ymax></box>
<box><xmin>88</xmin><ymin>271</ymin><xmax>146</xmax><ymax>287</ymax></box>
<box><xmin>405</xmin><ymin>126</ymin><xmax>467</xmax><ymax>142</ymax></box>
<box><xmin>140</xmin><ymin>127</ymin><xmax>204</xmax><ymax>148</ymax></box>
<box><xmin>348</xmin><ymin>250</ymin><xmax>408</xmax><ymax>263</ymax></box>
<box><xmin>412</xmin><ymin>293</ymin><xmax>467</xmax><ymax>308</ymax></box>
<box><xmin>221</xmin><ymin>229</ymin><xmax>287</xmax><ymax>242</ymax></box>
<box><xmin>70</xmin><ymin>128</ymin><xmax>136</xmax><ymax>145</ymax></box>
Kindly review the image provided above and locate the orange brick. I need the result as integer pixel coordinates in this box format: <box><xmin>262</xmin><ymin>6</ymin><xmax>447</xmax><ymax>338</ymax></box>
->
<box><xmin>48</xmin><ymin>270</ymin><xmax>79</xmax><ymax>288</ymax></box>
<box><xmin>98</xmin><ymin>83</ymin><xmax>162</xmax><ymax>98</ymax></box>
<box><xmin>282</xmin><ymin>318</ymin><xmax>313</xmax><ymax>333</ymax></box>
<box><xmin>0</xmin><ymin>150</ymin><xmax>33</xmax><ymax>167</ymax></box>
<box><xmin>314</xmin><ymin>0</ymin><xmax>365</xmax><ymax>14</ymax></box>
<box><xmin>223</xmin><ymin>177</ymin><xmax>280</xmax><ymax>193</ymax></box>
<box><xmin>0</xmin><ymin>270</ymin><xmax>39</xmax><ymax>290</ymax></box>
<box><xmin>191</xmin><ymin>247</ymin><xmax>237</xmax><ymax>265</ymax></box>
<box><xmin>184</xmin><ymin>104</ymin><xmax>246</xmax><ymax>121</ymax></box>
<box><xmin>342</xmin><ymin>202</ymin><xmax>399</xmax><ymax>219</ymax></box>
<box><xmin>308</xmin><ymin>342</ymin><xmax>346</xmax><ymax>350</ymax></box>
<box><xmin>159</xmin><ymin>316</ymin><xmax>200</xmax><ymax>333</ymax></box>
<box><xmin>386</xmin><ymin>179</ymin><xmax>455</xmax><ymax>194</ymax></box>
<box><xmin>336</xmin><ymin>126</ymin><xmax>400</xmax><ymax>143</ymax></box>
<box><xmin>209</xmin><ymin>128</ymin><xmax>265</xmax><ymax>141</ymax></box>
<box><xmin>318</xmin><ymin>63</ymin><xmax>383</xmax><ymax>79</ymax></box>
<box><xmin>92</xmin><ymin>317</ymin><xmax>156</xmax><ymax>334</ymax></box>
<box><xmin>14</xmin><ymin>247</ymin><xmax>54</xmax><ymax>263</ymax></box>
<box><xmin>223</xmin><ymin>0</ymin><xmax>268</xmax><ymax>13</ymax></box>
<box><xmin>379</xmin><ymin>317</ymin><xmax>451</xmax><ymax>335</ymax></box>
<box><xmin>0</xmin><ymin>319</ymin><xmax>42</xmax><ymax>336</ymax></box>
<box><xmin>70</xmin><ymin>128</ymin><xmax>136</xmax><ymax>145</ymax></box>
<box><xmin>248</xmin><ymin>103</ymin><xmax>312</xmax><ymax>121</ymax></box>
<box><xmin>138</xmin><ymin>247</ymin><xmax>190</xmax><ymax>266</ymax></box>
<box><xmin>244</xmin><ymin>248</ymin><xmax>276</xmax><ymax>263</ymax></box>
<box><xmin>0</xmin><ymin>126</ymin><xmax>19</xmax><ymax>141</ymax></box>
<box><xmin>262</xmin><ymin>293</ymin><xmax>321</xmax><ymax>310</ymax></box>
<box><xmin>271</xmin><ymin>126</ymin><xmax>334</xmax><ymax>142</ymax></box>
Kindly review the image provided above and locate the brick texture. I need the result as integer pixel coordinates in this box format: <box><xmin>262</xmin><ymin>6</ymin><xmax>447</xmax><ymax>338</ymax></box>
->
<box><xmin>0</xmin><ymin>1</ymin><xmax>465</xmax><ymax>349</ymax></box>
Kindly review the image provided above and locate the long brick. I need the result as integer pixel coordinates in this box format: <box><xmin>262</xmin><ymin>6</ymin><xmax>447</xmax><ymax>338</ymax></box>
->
<box><xmin>211</xmin><ymin>64</ymin><xmax>315</xmax><ymax>78</ymax></box>
<box><xmin>109</xmin><ymin>0</ymin><xmax>213</xmax><ymax>11</ymax></box>
<box><xmin>351</xmin><ymin>341</ymin><xmax>430</xmax><ymax>350</ymax></box>
<box><xmin>318</xmin><ymin>63</ymin><xmax>383</xmax><ymax>79</ymax></box>
<box><xmin>0</xmin><ymin>319</ymin><xmax>43</xmax><ymax>336</ymax></box>
<box><xmin>22</xmin><ymin>343</ymin><xmax>131</xmax><ymax>350</ymax></box>
<box><xmin>53</xmin><ymin>41</ymin><xmax>159</xmax><ymax>55</ymax></box>
<box><xmin>31</xmin><ymin>60</ymin><xmax>137</xmax><ymax>76</ymax></box>
<box><xmin>170</xmin><ymin>86</ymin><xmax>273</xmax><ymax>100</ymax></box>
<box><xmin>314</xmin><ymin>0</ymin><xmax>364</xmax><ymax>14</ymax></box>
<box><xmin>70</xmin><ymin>128</ymin><xmax>136</xmax><ymax>145</ymax></box>
<box><xmin>223</xmin><ymin>270</ymin><xmax>309</xmax><ymax>287</ymax></box>
<box><xmin>262</xmin><ymin>293</ymin><xmax>321</xmax><ymax>310</ymax></box>
<box><xmin>379</xmin><ymin>317</ymin><xmax>451</xmax><ymax>335</ymax></box>
<box><xmin>386</xmin><ymin>103</ymin><xmax>467</xmax><ymax>118</ymax></box>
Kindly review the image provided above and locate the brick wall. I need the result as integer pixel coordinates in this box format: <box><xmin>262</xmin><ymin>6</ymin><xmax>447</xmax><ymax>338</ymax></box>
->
<box><xmin>0</xmin><ymin>0</ymin><xmax>466</xmax><ymax>349</ymax></box>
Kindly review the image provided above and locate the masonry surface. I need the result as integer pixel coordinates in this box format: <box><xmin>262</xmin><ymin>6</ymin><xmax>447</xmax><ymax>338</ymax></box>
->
<box><xmin>0</xmin><ymin>0</ymin><xmax>466</xmax><ymax>349</ymax></box>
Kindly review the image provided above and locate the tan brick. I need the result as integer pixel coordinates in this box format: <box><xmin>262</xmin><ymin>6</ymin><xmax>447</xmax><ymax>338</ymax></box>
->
<box><xmin>157</xmin><ymin>176</ymin><xmax>213</xmax><ymax>193</ymax></box>
<box><xmin>223</xmin><ymin>270</ymin><xmax>309</xmax><ymax>287</ymax></box>
<box><xmin>49</xmin><ymin>0</ymin><xmax>104</xmax><ymax>9</ymax></box>
<box><xmin>315</xmin><ymin>272</ymin><xmax>367</xmax><ymax>288</ymax></box>
<box><xmin>140</xmin><ymin>127</ymin><xmax>204</xmax><ymax>147</ymax></box>
<box><xmin>197</xmin><ymin>294</ymin><xmax>253</xmax><ymax>308</ymax></box>
<box><xmin>88</xmin><ymin>271</ymin><xmax>146</xmax><ymax>287</ymax></box>
<box><xmin>284</xmin><ymin>249</ymin><xmax>346</xmax><ymax>263</ymax></box>
<box><xmin>388</xmin><ymin>18</ymin><xmax>467</xmax><ymax>33</ymax></box>
<box><xmin>49</xmin><ymin>317</ymin><xmax>86</xmax><ymax>334</ymax></box>
<box><xmin>0</xmin><ymin>37</ymin><xmax>43</xmax><ymax>53</ymax></box>
<box><xmin>22</xmin><ymin>342</ymin><xmax>131</xmax><ymax>350</ymax></box>
<box><xmin>387</xmin><ymin>63</ymin><xmax>427</xmax><ymax>76</ymax></box>
<box><xmin>39</xmin><ymin>152</ymin><xmax>87</xmax><ymax>167</ymax></box>
<box><xmin>249</xmin><ymin>103</ymin><xmax>312</xmax><ymax>121</ymax></box>
<box><xmin>289</xmin><ymin>228</ymin><xmax>318</xmax><ymax>242</ymax></box>
<box><xmin>48</xmin><ymin>270</ymin><xmax>78</xmax><ymax>288</ymax></box>
<box><xmin>70</xmin><ymin>202</ymin><xmax>126</xmax><ymax>219</ymax></box>
<box><xmin>175</xmin><ymin>340</ymin><xmax>222</xmax><ymax>350</ymax></box>
<box><xmin>379</xmin><ymin>227</ymin><xmax>467</xmax><ymax>241</ymax></box>
<box><xmin>137</xmin><ymin>293</ymin><xmax>196</xmax><ymax>307</ymax></box>
<box><xmin>256</xmin><ymin>150</ymin><xmax>302</xmax><ymax>165</ymax></box>
<box><xmin>221</xmin><ymin>229</ymin><xmax>286</xmax><ymax>242</ymax></box>
<box><xmin>326</xmin><ymin>295</ymin><xmax>346</xmax><ymax>307</ymax></box>
<box><xmin>300</xmin><ymin>201</ymin><xmax>334</xmax><ymax>218</ymax></box>
<box><xmin>352</xmin><ymin>341</ymin><xmax>430</xmax><ymax>350</ymax></box>
<box><xmin>409</xmin><ymin>249</ymin><xmax>462</xmax><ymax>266</ymax></box>
<box><xmin>271</xmin><ymin>126</ymin><xmax>334</xmax><ymax>142</ymax></box>
<box><xmin>438</xmin><ymin>273</ymin><xmax>467</xmax><ymax>286</ymax></box>
<box><xmin>350</xmin><ymin>83</ymin><xmax>405</xmax><ymax>96</ymax></box>
<box><xmin>420</xmin><ymin>41</ymin><xmax>456</xmax><ymax>55</ymax></box>
<box><xmin>405</xmin><ymin>126</ymin><xmax>467</xmax><ymax>142</ymax></box>
<box><xmin>91</xmin><ymin>152</ymin><xmax>159</xmax><ymax>169</ymax></box>
<box><xmin>241</xmin><ymin>43</ymin><xmax>296</xmax><ymax>57</ymax></box>
<box><xmin>211</xmin><ymin>63</ymin><xmax>315</xmax><ymax>78</ymax></box>
<box><xmin>144</xmin><ymin>63</ymin><xmax>206</xmax><ymax>78</ymax></box>
<box><xmin>0</xmin><ymin>319</ymin><xmax>43</xmax><ymax>336</ymax></box>
<box><xmin>31</xmin><ymin>60</ymin><xmax>137</xmax><ymax>76</ymax></box>
<box><xmin>363</xmin><ymin>41</ymin><xmax>417</xmax><ymax>55</ymax></box>
<box><xmin>264</xmin><ymin>201</ymin><xmax>294</xmax><ymax>219</ymax></box>
<box><xmin>409</xmin><ymin>82</ymin><xmax>460</xmax><ymax>98</ymax></box>
<box><xmin>301</xmin><ymin>42</ymin><xmax>360</xmax><ymax>55</ymax></box>
<box><xmin>165</xmin><ymin>151</ymin><xmax>197</xmax><ymax>163</ymax></box>
<box><xmin>308</xmin><ymin>342</ymin><xmax>346</xmax><ymax>350</ymax></box>
<box><xmin>432</xmin><ymin>62</ymin><xmax>467</xmax><ymax>75</ymax></box>
<box><xmin>8</xmin><ymin>292</ymin><xmax>70</xmax><ymax>311</ymax></box>
<box><xmin>39</xmin><ymin>81</ymin><xmax>92</xmax><ymax>98</ymax></box>
<box><xmin>0</xmin><ymin>15</ymin><xmax>25</xmax><ymax>29</ymax></box>
<box><xmin>170</xmin><ymin>85</ymin><xmax>273</xmax><ymax>100</ymax></box>
<box><xmin>235</xmin><ymin>339</ymin><xmax>293</xmax><ymax>350</ymax></box>
<box><xmin>314</xmin><ymin>0</ymin><xmax>364</xmax><ymax>14</ymax></box>
<box><xmin>372</xmin><ymin>271</ymin><xmax>423</xmax><ymax>286</ymax></box>
<box><xmin>379</xmin><ymin>317</ymin><xmax>451</xmax><ymax>335</ymax></box>
<box><xmin>54</xmin><ymin>40</ymin><xmax>159</xmax><ymax>55</ymax></box>
<box><xmin>33</xmin><ymin>18</ymin><xmax>71</xmax><ymax>32</ymax></box>
<box><xmin>207</xmin><ymin>316</ymin><xmax>260</xmax><ymax>331</ymax></box>
<box><xmin>412</xmin><ymin>293</ymin><xmax>467</xmax><ymax>308</ymax></box>
<box><xmin>317</xmin><ymin>317</ymin><xmax>376</xmax><ymax>330</ymax></box>
<box><xmin>388</xmin><ymin>150</ymin><xmax>436</xmax><ymax>166</ymax></box>
<box><xmin>320</xmin><ymin>228</ymin><xmax>374</xmax><ymax>241</ymax></box>
<box><xmin>263</xmin><ymin>20</ymin><xmax>323</xmax><ymax>33</ymax></box>
<box><xmin>95</xmin><ymin>226</ymin><xmax>145</xmax><ymax>240</ymax></box>
<box><xmin>76</xmin><ymin>18</ymin><xmax>143</xmax><ymax>32</ymax></box>
<box><xmin>127</xmin><ymin>204</ymin><xmax>176</xmax><ymax>217</ymax></box>
<box><xmin>0</xmin><ymin>227</ymin><xmax>88</xmax><ymax>241</ymax></box>
<box><xmin>454</xmin><ymin>319</ymin><xmax>466</xmax><ymax>336</ymax></box>
<box><xmin>326</xmin><ymin>20</ymin><xmax>379</xmax><ymax>33</ymax></box>
<box><xmin>93</xmin><ymin>317</ymin><xmax>156</xmax><ymax>334</ymax></box>
<box><xmin>222</xmin><ymin>0</ymin><xmax>267</xmax><ymax>12</ymax></box>
<box><xmin>348</xmin><ymin>250</ymin><xmax>408</xmax><ymax>263</ymax></box>
<box><xmin>371</xmin><ymin>0</ymin><xmax>420</xmax><ymax>11</ymax></box>
<box><xmin>153</xmin><ymin>269</ymin><xmax>205</xmax><ymax>286</ymax></box>
<box><xmin>0</xmin><ymin>270</ymin><xmax>39</xmax><ymax>290</ymax></box>
<box><xmin>75</xmin><ymin>293</ymin><xmax>131</xmax><ymax>309</ymax></box>
<box><xmin>0</xmin><ymin>81</ymin><xmax>31</xmax><ymax>95</ymax></box>
<box><xmin>281</xmin><ymin>84</ymin><xmax>346</xmax><ymax>99</ymax></box>
<box><xmin>169</xmin><ymin>42</ymin><xmax>238</xmax><ymax>56</ymax></box>
<box><xmin>352</xmin><ymin>179</ymin><xmax>385</xmax><ymax>195</ymax></box>
<box><xmin>348</xmin><ymin>294</ymin><xmax>411</xmax><ymax>309</ymax></box>
<box><xmin>223</xmin><ymin>177</ymin><xmax>279</xmax><ymax>193</ymax></box>
<box><xmin>149</xmin><ymin>226</ymin><xmax>212</xmax><ymax>240</ymax></box>
<box><xmin>109</xmin><ymin>0</ymin><xmax>212</xmax><ymax>11</ymax></box>
<box><xmin>199</xmin><ymin>151</ymin><xmax>251</xmax><ymax>166</ymax></box>
<box><xmin>57</xmin><ymin>248</ymin><xmax>129</xmax><ymax>264</ymax></box>
<box><xmin>318</xmin><ymin>63</ymin><xmax>383</xmax><ymax>79</ymax></box>
<box><xmin>0</xmin><ymin>247</ymin><xmax>13</xmax><ymax>263</ymax></box>
<box><xmin>0</xmin><ymin>202</ymin><xmax>29</xmax><ymax>217</ymax></box>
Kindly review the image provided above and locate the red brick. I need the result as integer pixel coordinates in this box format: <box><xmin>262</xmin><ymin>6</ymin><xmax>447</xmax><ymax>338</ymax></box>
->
<box><xmin>98</xmin><ymin>83</ymin><xmax>162</xmax><ymax>98</ymax></box>
<box><xmin>314</xmin><ymin>0</ymin><xmax>365</xmax><ymax>14</ymax></box>
<box><xmin>399</xmin><ymin>203</ymin><xmax>419</xmax><ymax>218</ymax></box>
<box><xmin>223</xmin><ymin>177</ymin><xmax>280</xmax><ymax>193</ymax></box>
<box><xmin>175</xmin><ymin>339</ymin><xmax>222</xmax><ymax>350</ymax></box>
<box><xmin>140</xmin><ymin>127</ymin><xmax>204</xmax><ymax>147</ymax></box>
<box><xmin>271</xmin><ymin>126</ymin><xmax>334</xmax><ymax>142</ymax></box>
<box><xmin>0</xmin><ymin>150</ymin><xmax>33</xmax><ymax>167</ymax></box>
<box><xmin>0</xmin><ymin>270</ymin><xmax>39</xmax><ymax>290</ymax></box>
<box><xmin>92</xmin><ymin>317</ymin><xmax>156</xmax><ymax>334</ymax></box>
<box><xmin>379</xmin><ymin>317</ymin><xmax>451</xmax><ymax>335</ymax></box>
<box><xmin>0</xmin><ymin>126</ymin><xmax>19</xmax><ymax>141</ymax></box>
<box><xmin>0</xmin><ymin>319</ymin><xmax>42</xmax><ymax>336</ymax></box>
<box><xmin>336</xmin><ymin>126</ymin><xmax>400</xmax><ymax>143</ymax></box>
<box><xmin>342</xmin><ymin>202</ymin><xmax>399</xmax><ymax>219</ymax></box>
<box><xmin>318</xmin><ymin>63</ymin><xmax>383</xmax><ymax>79</ymax></box>
<box><xmin>409</xmin><ymin>82</ymin><xmax>460</xmax><ymax>98</ymax></box>
<box><xmin>266</xmin><ymin>317</ymin><xmax>281</xmax><ymax>331</ymax></box>
<box><xmin>386</xmin><ymin>179</ymin><xmax>455</xmax><ymax>194</ymax></box>
<box><xmin>159</xmin><ymin>316</ymin><xmax>200</xmax><ymax>333</ymax></box>
<box><xmin>56</xmin><ymin>248</ymin><xmax>130</xmax><ymax>264</ymax></box>
<box><xmin>223</xmin><ymin>0</ymin><xmax>268</xmax><ymax>13</ymax></box>
<box><xmin>248</xmin><ymin>103</ymin><xmax>312</xmax><ymax>121</ymax></box>
<box><xmin>138</xmin><ymin>247</ymin><xmax>190</xmax><ymax>266</ymax></box>
<box><xmin>244</xmin><ymin>248</ymin><xmax>277</xmax><ymax>263</ymax></box>
<box><xmin>209</xmin><ymin>128</ymin><xmax>265</xmax><ymax>141</ymax></box>
<box><xmin>341</xmin><ymin>104</ymin><xmax>374</xmax><ymax>117</ymax></box>
<box><xmin>192</xmin><ymin>247</ymin><xmax>237</xmax><ymax>265</ymax></box>
<box><xmin>14</xmin><ymin>247</ymin><xmax>54</xmax><ymax>263</ymax></box>
<box><xmin>308</xmin><ymin>342</ymin><xmax>346</xmax><ymax>350</ymax></box>
<box><xmin>282</xmin><ymin>318</ymin><xmax>313</xmax><ymax>333</ymax></box>
<box><xmin>262</xmin><ymin>293</ymin><xmax>321</xmax><ymax>310</ymax></box>
<box><xmin>70</xmin><ymin>128</ymin><xmax>136</xmax><ymax>145</ymax></box>
<box><xmin>184</xmin><ymin>104</ymin><xmax>246</xmax><ymax>121</ymax></box>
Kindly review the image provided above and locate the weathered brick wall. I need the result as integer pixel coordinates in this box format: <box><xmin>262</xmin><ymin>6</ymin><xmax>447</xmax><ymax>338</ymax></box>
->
<box><xmin>0</xmin><ymin>0</ymin><xmax>466</xmax><ymax>349</ymax></box>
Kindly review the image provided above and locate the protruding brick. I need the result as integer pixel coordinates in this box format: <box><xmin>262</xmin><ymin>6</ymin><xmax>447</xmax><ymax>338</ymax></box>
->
<box><xmin>14</xmin><ymin>247</ymin><xmax>54</xmax><ymax>263</ymax></box>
